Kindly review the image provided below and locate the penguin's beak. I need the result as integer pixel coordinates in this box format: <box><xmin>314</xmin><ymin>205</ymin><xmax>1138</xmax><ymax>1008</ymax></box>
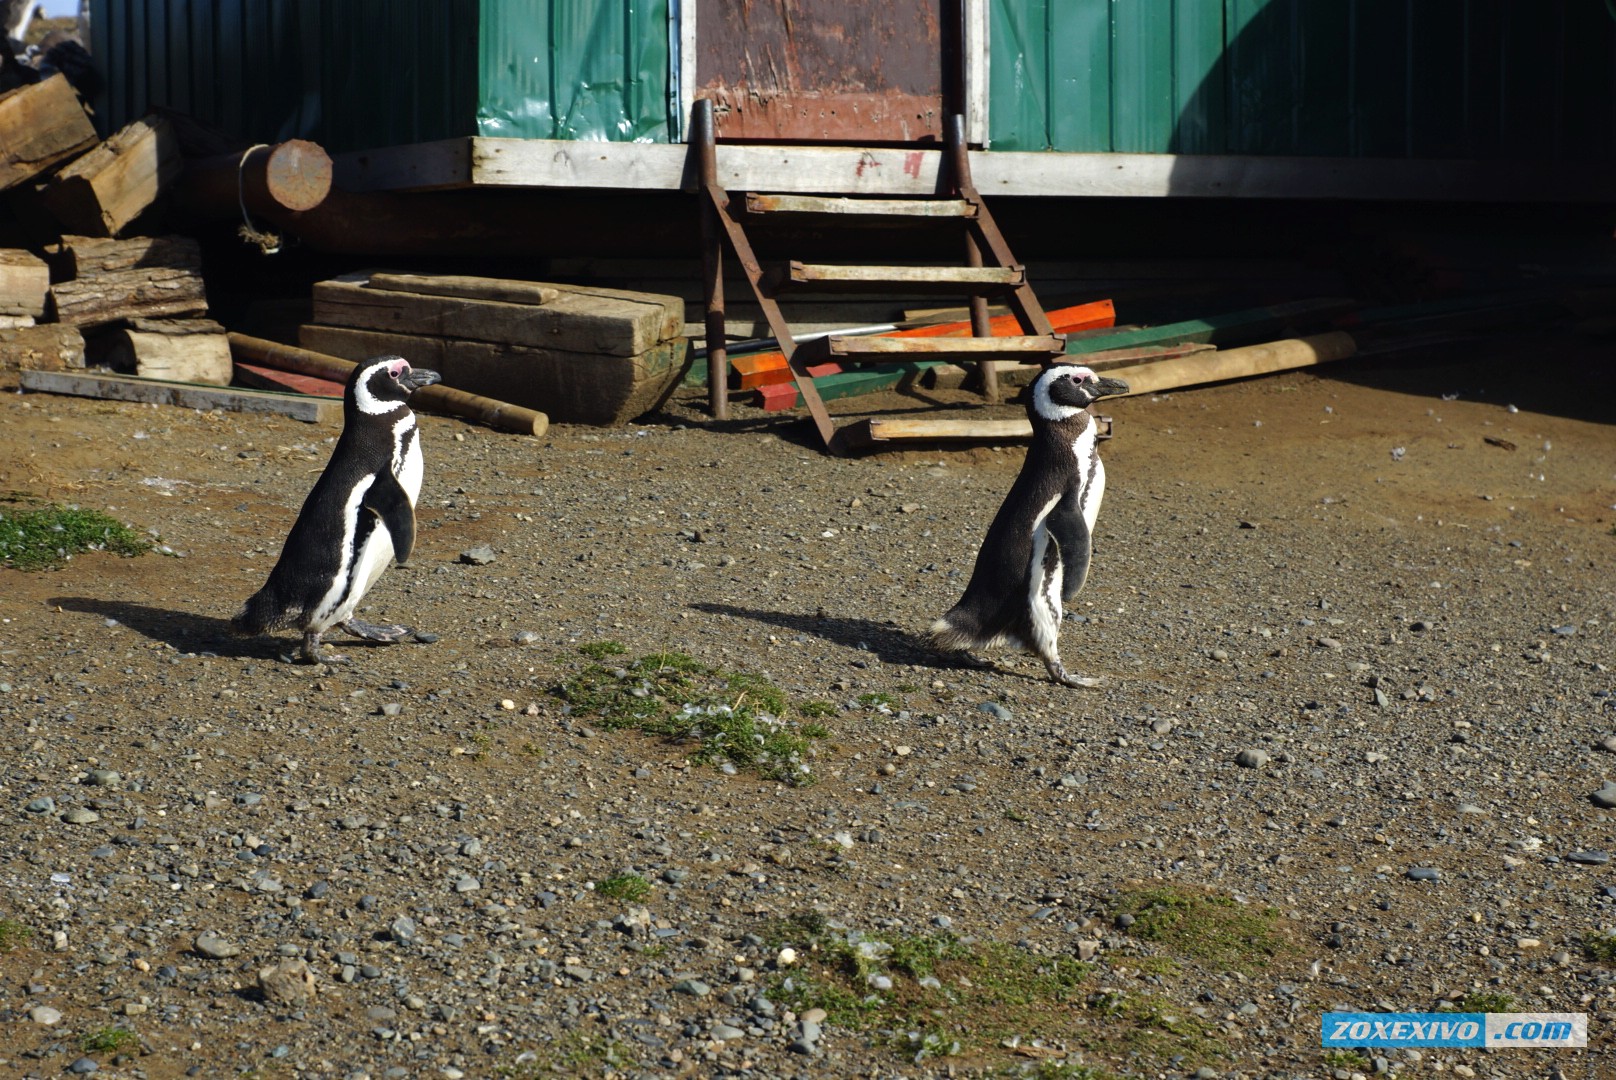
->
<box><xmin>401</xmin><ymin>368</ymin><xmax>441</xmax><ymax>392</ymax></box>
<box><xmin>1089</xmin><ymin>376</ymin><xmax>1129</xmax><ymax>400</ymax></box>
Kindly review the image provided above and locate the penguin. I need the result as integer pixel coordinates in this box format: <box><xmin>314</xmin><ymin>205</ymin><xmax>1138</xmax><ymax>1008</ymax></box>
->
<box><xmin>233</xmin><ymin>355</ymin><xmax>441</xmax><ymax>664</ymax></box>
<box><xmin>930</xmin><ymin>363</ymin><xmax>1129</xmax><ymax>687</ymax></box>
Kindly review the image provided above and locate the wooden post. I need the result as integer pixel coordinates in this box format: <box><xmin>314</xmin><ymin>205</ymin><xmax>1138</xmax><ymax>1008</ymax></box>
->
<box><xmin>694</xmin><ymin>100</ymin><xmax>729</xmax><ymax>420</ymax></box>
<box><xmin>951</xmin><ymin>114</ymin><xmax>997</xmax><ymax>402</ymax></box>
<box><xmin>180</xmin><ymin>139</ymin><xmax>334</xmax><ymax>218</ymax></box>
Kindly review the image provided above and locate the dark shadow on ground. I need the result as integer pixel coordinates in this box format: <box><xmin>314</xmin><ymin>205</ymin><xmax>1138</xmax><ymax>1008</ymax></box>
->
<box><xmin>689</xmin><ymin>601</ymin><xmax>942</xmax><ymax>668</ymax></box>
<box><xmin>50</xmin><ymin>596</ymin><xmax>255</xmax><ymax>656</ymax></box>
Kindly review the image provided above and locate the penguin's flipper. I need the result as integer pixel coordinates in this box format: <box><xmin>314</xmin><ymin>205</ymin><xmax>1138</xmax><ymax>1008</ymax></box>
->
<box><xmin>361</xmin><ymin>473</ymin><xmax>416</xmax><ymax>563</ymax></box>
<box><xmin>1045</xmin><ymin>490</ymin><xmax>1093</xmax><ymax>603</ymax></box>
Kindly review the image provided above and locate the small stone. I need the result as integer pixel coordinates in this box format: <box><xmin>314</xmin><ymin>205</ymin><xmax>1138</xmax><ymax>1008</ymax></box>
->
<box><xmin>776</xmin><ymin>947</ymin><xmax>798</xmax><ymax>966</ymax></box>
<box><xmin>673</xmin><ymin>978</ymin><xmax>711</xmax><ymax>997</ymax></box>
<box><xmin>1235</xmin><ymin>748</ymin><xmax>1269</xmax><ymax>769</ymax></box>
<box><xmin>194</xmin><ymin>933</ymin><xmax>241</xmax><ymax>959</ymax></box>
<box><xmin>28</xmin><ymin>1005</ymin><xmax>62</xmax><ymax>1025</ymax></box>
<box><xmin>1406</xmin><ymin>866</ymin><xmax>1440</xmax><ymax>882</ymax></box>
<box><xmin>24</xmin><ymin>796</ymin><xmax>55</xmax><ymax>814</ymax></box>
<box><xmin>514</xmin><ymin>630</ymin><xmax>541</xmax><ymax>646</ymax></box>
<box><xmin>455</xmin><ymin>876</ymin><xmax>480</xmax><ymax>893</ymax></box>
<box><xmin>459</xmin><ymin>545</ymin><xmax>496</xmax><ymax>565</ymax></box>
<box><xmin>389</xmin><ymin>917</ymin><xmax>419</xmax><ymax>945</ymax></box>
<box><xmin>801</xmin><ymin>1007</ymin><xmax>828</xmax><ymax>1025</ymax></box>
<box><xmin>1316</xmin><ymin>637</ymin><xmax>1342</xmax><ymax>650</ymax></box>
<box><xmin>61</xmin><ymin>807</ymin><xmax>100</xmax><ymax>825</ymax></box>
<box><xmin>258</xmin><ymin>959</ymin><xmax>318</xmax><ymax>1006</ymax></box>
<box><xmin>977</xmin><ymin>701</ymin><xmax>1012</xmax><ymax>721</ymax></box>
<box><xmin>1591</xmin><ymin>783</ymin><xmax>1616</xmax><ymax>809</ymax></box>
<box><xmin>711</xmin><ymin>1024</ymin><xmax>744</xmax><ymax>1041</ymax></box>
<box><xmin>67</xmin><ymin>1058</ymin><xmax>97</xmax><ymax>1075</ymax></box>
<box><xmin>1364</xmin><ymin>751</ymin><xmax>1388</xmax><ymax>764</ymax></box>
<box><xmin>1567</xmin><ymin>850</ymin><xmax>1611</xmax><ymax>865</ymax></box>
<box><xmin>1594</xmin><ymin>736</ymin><xmax>1616</xmax><ymax>754</ymax></box>
<box><xmin>84</xmin><ymin>769</ymin><xmax>122</xmax><ymax>788</ymax></box>
<box><xmin>1372</xmin><ymin>688</ymin><xmax>1389</xmax><ymax>708</ymax></box>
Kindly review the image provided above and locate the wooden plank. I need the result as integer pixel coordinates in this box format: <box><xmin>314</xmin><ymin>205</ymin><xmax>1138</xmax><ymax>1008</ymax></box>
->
<box><xmin>817</xmin><ymin>334</ymin><xmax>1064</xmax><ymax>362</ymax></box>
<box><xmin>298</xmin><ymin>324</ymin><xmax>681</xmax><ymax>427</ymax></box>
<box><xmin>0</xmin><ymin>75</ymin><xmax>98</xmax><ymax>192</ymax></box>
<box><xmin>106</xmin><ymin>322</ymin><xmax>233</xmax><ymax>384</ymax></box>
<box><xmin>745</xmin><ymin>193</ymin><xmax>974</xmax><ymax>218</ymax></box>
<box><xmin>332</xmin><ymin>137</ymin><xmax>1616</xmax><ymax>204</ymax></box>
<box><xmin>233</xmin><ymin>362</ymin><xmax>344</xmax><ymax>398</ymax></box>
<box><xmin>752</xmin><ymin>363</ymin><xmax>940</xmax><ymax>410</ymax></box>
<box><xmin>40</xmin><ymin>114</ymin><xmax>182</xmax><ymax>237</ymax></box>
<box><xmin>1065</xmin><ymin>298</ymin><xmax>1356</xmax><ymax>356</ymax></box>
<box><xmin>860</xmin><ymin>417</ymin><xmax>1034</xmax><ymax>442</ymax></box>
<box><xmin>312</xmin><ymin>274</ymin><xmax>682</xmax><ymax>357</ymax></box>
<box><xmin>1107</xmin><ymin>332</ymin><xmax>1357</xmax><ymax>397</ymax></box>
<box><xmin>0</xmin><ymin>249</ymin><xmax>50</xmax><ymax>317</ymax></box>
<box><xmin>365</xmin><ymin>272</ymin><xmax>560</xmax><ymax>307</ymax></box>
<box><xmin>19</xmin><ymin>368</ymin><xmax>340</xmax><ymax>423</ymax></box>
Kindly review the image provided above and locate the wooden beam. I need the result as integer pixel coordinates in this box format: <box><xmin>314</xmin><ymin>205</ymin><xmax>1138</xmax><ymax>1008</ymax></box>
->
<box><xmin>1108</xmin><ymin>332</ymin><xmax>1356</xmax><ymax>397</ymax></box>
<box><xmin>40</xmin><ymin>114</ymin><xmax>182</xmax><ymax>236</ymax></box>
<box><xmin>334</xmin><ymin>137</ymin><xmax>1616</xmax><ymax>203</ymax></box>
<box><xmin>1065</xmin><ymin>298</ymin><xmax>1356</xmax><ymax>357</ymax></box>
<box><xmin>19</xmin><ymin>368</ymin><xmax>341</xmax><ymax>422</ymax></box>
<box><xmin>364</xmin><ymin>272</ymin><xmax>560</xmax><ymax>307</ymax></box>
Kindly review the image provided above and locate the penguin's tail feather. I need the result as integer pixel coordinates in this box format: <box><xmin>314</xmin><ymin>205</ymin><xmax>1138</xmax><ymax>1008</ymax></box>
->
<box><xmin>232</xmin><ymin>588</ymin><xmax>295</xmax><ymax>635</ymax></box>
<box><xmin>929</xmin><ymin>614</ymin><xmax>981</xmax><ymax>652</ymax></box>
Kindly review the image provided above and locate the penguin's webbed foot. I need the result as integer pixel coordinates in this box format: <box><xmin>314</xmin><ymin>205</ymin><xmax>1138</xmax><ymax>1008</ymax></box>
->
<box><xmin>342</xmin><ymin>618</ymin><xmax>414</xmax><ymax>643</ymax></box>
<box><xmin>298</xmin><ymin>630</ymin><xmax>348</xmax><ymax>665</ymax></box>
<box><xmin>1044</xmin><ymin>657</ymin><xmax>1102</xmax><ymax>689</ymax></box>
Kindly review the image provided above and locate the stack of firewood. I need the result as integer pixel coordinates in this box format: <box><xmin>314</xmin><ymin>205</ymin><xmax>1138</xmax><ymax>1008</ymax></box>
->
<box><xmin>0</xmin><ymin>75</ymin><xmax>222</xmax><ymax>384</ymax></box>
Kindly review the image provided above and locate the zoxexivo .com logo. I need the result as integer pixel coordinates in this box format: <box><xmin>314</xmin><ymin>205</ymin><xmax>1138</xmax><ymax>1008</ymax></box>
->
<box><xmin>1323</xmin><ymin>1012</ymin><xmax>1587</xmax><ymax>1048</ymax></box>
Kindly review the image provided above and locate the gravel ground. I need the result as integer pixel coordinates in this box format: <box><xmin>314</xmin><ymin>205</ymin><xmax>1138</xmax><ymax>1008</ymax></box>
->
<box><xmin>0</xmin><ymin>331</ymin><xmax>1613</xmax><ymax>1080</ymax></box>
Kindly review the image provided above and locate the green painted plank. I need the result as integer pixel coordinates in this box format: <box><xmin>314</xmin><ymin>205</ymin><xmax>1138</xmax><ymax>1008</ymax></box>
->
<box><xmin>1064</xmin><ymin>298</ymin><xmax>1356</xmax><ymax>356</ymax></box>
<box><xmin>760</xmin><ymin>363</ymin><xmax>942</xmax><ymax>409</ymax></box>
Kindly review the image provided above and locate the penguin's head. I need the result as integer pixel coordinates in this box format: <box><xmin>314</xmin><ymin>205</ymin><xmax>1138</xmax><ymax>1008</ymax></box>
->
<box><xmin>350</xmin><ymin>355</ymin><xmax>441</xmax><ymax>416</ymax></box>
<box><xmin>1030</xmin><ymin>364</ymin><xmax>1129</xmax><ymax>422</ymax></box>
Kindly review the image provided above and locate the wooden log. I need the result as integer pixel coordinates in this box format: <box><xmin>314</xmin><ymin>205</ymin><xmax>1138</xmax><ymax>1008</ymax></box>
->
<box><xmin>1106</xmin><ymin>332</ymin><xmax>1357</xmax><ymax>397</ymax></box>
<box><xmin>312</xmin><ymin>273</ymin><xmax>682</xmax><ymax>357</ymax></box>
<box><xmin>0</xmin><ymin>249</ymin><xmax>50</xmax><ymax>317</ymax></box>
<box><xmin>0</xmin><ymin>324</ymin><xmax>86</xmax><ymax>379</ymax></box>
<box><xmin>39</xmin><ymin>114</ymin><xmax>182</xmax><ymax>236</ymax></box>
<box><xmin>0</xmin><ymin>75</ymin><xmax>98</xmax><ymax>191</ymax></box>
<box><xmin>105</xmin><ymin>319</ymin><xmax>232</xmax><ymax>384</ymax></box>
<box><xmin>365</xmin><ymin>273</ymin><xmax>560</xmax><ymax>307</ymax></box>
<box><xmin>227</xmin><ymin>333</ymin><xmax>550</xmax><ymax>436</ymax></box>
<box><xmin>49</xmin><ymin>234</ymin><xmax>208</xmax><ymax>328</ymax></box>
<box><xmin>298</xmin><ymin>324</ymin><xmax>675</xmax><ymax>428</ymax></box>
<box><xmin>19</xmin><ymin>368</ymin><xmax>340</xmax><ymax>423</ymax></box>
<box><xmin>180</xmin><ymin>139</ymin><xmax>333</xmax><ymax>217</ymax></box>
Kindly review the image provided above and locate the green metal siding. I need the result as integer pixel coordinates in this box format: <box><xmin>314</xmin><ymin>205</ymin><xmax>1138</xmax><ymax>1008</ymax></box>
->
<box><xmin>89</xmin><ymin>0</ymin><xmax>672</xmax><ymax>153</ymax></box>
<box><xmin>989</xmin><ymin>0</ymin><xmax>1616</xmax><ymax>160</ymax></box>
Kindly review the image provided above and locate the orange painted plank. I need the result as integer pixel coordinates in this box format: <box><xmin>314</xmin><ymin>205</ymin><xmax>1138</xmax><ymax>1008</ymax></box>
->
<box><xmin>233</xmin><ymin>362</ymin><xmax>344</xmax><ymax>398</ymax></box>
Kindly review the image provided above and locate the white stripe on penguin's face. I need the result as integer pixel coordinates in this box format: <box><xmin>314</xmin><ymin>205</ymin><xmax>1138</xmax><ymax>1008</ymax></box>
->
<box><xmin>1032</xmin><ymin>368</ymin><xmax>1084</xmax><ymax>423</ymax></box>
<box><xmin>353</xmin><ymin>359</ymin><xmax>409</xmax><ymax>417</ymax></box>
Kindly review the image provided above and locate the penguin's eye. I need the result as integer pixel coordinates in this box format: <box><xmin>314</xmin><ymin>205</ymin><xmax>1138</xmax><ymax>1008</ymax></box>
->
<box><xmin>389</xmin><ymin>369</ymin><xmax>402</xmax><ymax>380</ymax></box>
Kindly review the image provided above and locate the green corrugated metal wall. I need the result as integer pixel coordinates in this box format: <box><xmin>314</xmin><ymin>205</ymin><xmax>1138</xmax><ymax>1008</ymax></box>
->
<box><xmin>89</xmin><ymin>0</ymin><xmax>1613</xmax><ymax>161</ymax></box>
<box><xmin>988</xmin><ymin>0</ymin><xmax>1616</xmax><ymax>159</ymax></box>
<box><xmin>90</xmin><ymin>0</ymin><xmax>674</xmax><ymax>152</ymax></box>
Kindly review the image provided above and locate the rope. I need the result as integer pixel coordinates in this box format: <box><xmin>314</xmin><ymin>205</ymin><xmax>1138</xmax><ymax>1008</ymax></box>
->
<box><xmin>235</xmin><ymin>143</ymin><xmax>282</xmax><ymax>255</ymax></box>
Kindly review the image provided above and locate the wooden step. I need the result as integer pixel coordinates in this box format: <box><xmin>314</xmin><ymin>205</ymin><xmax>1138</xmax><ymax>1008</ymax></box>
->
<box><xmin>744</xmin><ymin>193</ymin><xmax>976</xmax><ymax>219</ymax></box>
<box><xmin>795</xmin><ymin>334</ymin><xmax>1064</xmax><ymax>366</ymax></box>
<box><xmin>766</xmin><ymin>261</ymin><xmax>1025</xmax><ymax>295</ymax></box>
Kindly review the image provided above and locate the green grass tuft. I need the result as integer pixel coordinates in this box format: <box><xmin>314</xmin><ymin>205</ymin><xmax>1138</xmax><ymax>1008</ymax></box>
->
<box><xmin>1450</xmin><ymin>991</ymin><xmax>1516</xmax><ymax>1012</ymax></box>
<box><xmin>0</xmin><ymin>501</ymin><xmax>148</xmax><ymax>570</ymax></box>
<box><xmin>1583</xmin><ymin>932</ymin><xmax>1616</xmax><ymax>963</ymax></box>
<box><xmin>596</xmin><ymin>873</ymin><xmax>652</xmax><ymax>903</ymax></box>
<box><xmin>81</xmin><ymin>1026</ymin><xmax>138</xmax><ymax>1053</ymax></box>
<box><xmin>577</xmin><ymin>640</ymin><xmax>628</xmax><ymax>659</ymax></box>
<box><xmin>0</xmin><ymin>917</ymin><xmax>31</xmax><ymax>951</ymax></box>
<box><xmin>554</xmin><ymin>650</ymin><xmax>827</xmax><ymax>785</ymax></box>
<box><xmin>1111</xmin><ymin>885</ymin><xmax>1286</xmax><ymax>974</ymax></box>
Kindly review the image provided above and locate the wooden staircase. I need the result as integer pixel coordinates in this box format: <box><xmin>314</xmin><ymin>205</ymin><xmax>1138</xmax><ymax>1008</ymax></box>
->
<box><xmin>691</xmin><ymin>100</ymin><xmax>1068</xmax><ymax>454</ymax></box>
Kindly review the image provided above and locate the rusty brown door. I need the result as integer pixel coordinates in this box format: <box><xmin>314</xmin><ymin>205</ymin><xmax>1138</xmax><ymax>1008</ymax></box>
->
<box><xmin>694</xmin><ymin>0</ymin><xmax>948</xmax><ymax>143</ymax></box>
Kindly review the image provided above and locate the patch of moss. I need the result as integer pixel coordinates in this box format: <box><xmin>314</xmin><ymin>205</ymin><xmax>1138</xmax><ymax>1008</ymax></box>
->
<box><xmin>0</xmin><ymin>917</ymin><xmax>31</xmax><ymax>951</ymax></box>
<box><xmin>1111</xmin><ymin>885</ymin><xmax>1286</xmax><ymax>974</ymax></box>
<box><xmin>0</xmin><ymin>501</ymin><xmax>148</xmax><ymax>570</ymax></box>
<box><xmin>81</xmin><ymin>1026</ymin><xmax>137</xmax><ymax>1053</ymax></box>
<box><xmin>554</xmin><ymin>650</ymin><xmax>826</xmax><ymax>785</ymax></box>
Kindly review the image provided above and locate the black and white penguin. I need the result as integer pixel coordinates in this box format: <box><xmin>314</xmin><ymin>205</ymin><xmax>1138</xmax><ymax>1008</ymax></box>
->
<box><xmin>233</xmin><ymin>355</ymin><xmax>441</xmax><ymax>663</ymax></box>
<box><xmin>930</xmin><ymin>363</ymin><xmax>1129</xmax><ymax>687</ymax></box>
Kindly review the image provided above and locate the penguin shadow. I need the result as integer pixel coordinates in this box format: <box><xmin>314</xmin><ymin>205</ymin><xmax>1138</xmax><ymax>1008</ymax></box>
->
<box><xmin>689</xmin><ymin>602</ymin><xmax>945</xmax><ymax>669</ymax></box>
<box><xmin>48</xmin><ymin>596</ymin><xmax>275</xmax><ymax>660</ymax></box>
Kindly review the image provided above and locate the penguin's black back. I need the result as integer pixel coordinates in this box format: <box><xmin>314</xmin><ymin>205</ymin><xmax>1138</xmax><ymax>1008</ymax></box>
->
<box><xmin>233</xmin><ymin>382</ymin><xmax>410</xmax><ymax>633</ymax></box>
<box><xmin>934</xmin><ymin>410</ymin><xmax>1092</xmax><ymax>649</ymax></box>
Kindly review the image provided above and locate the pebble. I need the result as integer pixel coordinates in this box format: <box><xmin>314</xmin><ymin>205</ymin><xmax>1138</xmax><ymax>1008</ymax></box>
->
<box><xmin>194</xmin><ymin>933</ymin><xmax>241</xmax><ymax>959</ymax></box>
<box><xmin>1595</xmin><ymin>736</ymin><xmax>1616</xmax><ymax>754</ymax></box>
<box><xmin>1406</xmin><ymin>867</ymin><xmax>1441</xmax><ymax>882</ymax></box>
<box><xmin>24</xmin><ymin>796</ymin><xmax>54</xmax><ymax>814</ymax></box>
<box><xmin>67</xmin><ymin>1058</ymin><xmax>97</xmax><ymax>1075</ymax></box>
<box><xmin>459</xmin><ymin>545</ymin><xmax>496</xmax><ymax>565</ymax></box>
<box><xmin>977</xmin><ymin>701</ymin><xmax>1012</xmax><ymax>720</ymax></box>
<box><xmin>61</xmin><ymin>807</ymin><xmax>100</xmax><ymax>824</ymax></box>
<box><xmin>390</xmin><ymin>916</ymin><xmax>419</xmax><ymax>945</ymax></box>
<box><xmin>711</xmin><ymin>1024</ymin><xmax>745</xmax><ymax>1041</ymax></box>
<box><xmin>258</xmin><ymin>959</ymin><xmax>318</xmax><ymax>1006</ymax></box>
<box><xmin>673</xmin><ymin>978</ymin><xmax>711</xmax><ymax>997</ymax></box>
<box><xmin>455</xmin><ymin>875</ymin><xmax>480</xmax><ymax>893</ymax></box>
<box><xmin>1591</xmin><ymin>783</ymin><xmax>1616</xmax><ymax>809</ymax></box>
<box><xmin>85</xmin><ymin>768</ymin><xmax>122</xmax><ymax>787</ymax></box>
<box><xmin>1567</xmin><ymin>850</ymin><xmax>1611</xmax><ymax>865</ymax></box>
<box><xmin>28</xmin><ymin>1005</ymin><xmax>62</xmax><ymax>1025</ymax></box>
<box><xmin>1235</xmin><ymin>748</ymin><xmax>1269</xmax><ymax>769</ymax></box>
